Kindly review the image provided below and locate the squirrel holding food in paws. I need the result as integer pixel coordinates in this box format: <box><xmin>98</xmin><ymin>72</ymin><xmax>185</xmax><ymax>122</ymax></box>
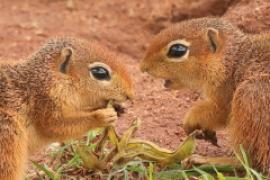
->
<box><xmin>0</xmin><ymin>37</ymin><xmax>133</xmax><ymax>180</ymax></box>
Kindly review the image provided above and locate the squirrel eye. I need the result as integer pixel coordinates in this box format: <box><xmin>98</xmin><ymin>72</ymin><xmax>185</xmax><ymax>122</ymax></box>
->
<box><xmin>90</xmin><ymin>66</ymin><xmax>111</xmax><ymax>81</ymax></box>
<box><xmin>167</xmin><ymin>44</ymin><xmax>188</xmax><ymax>58</ymax></box>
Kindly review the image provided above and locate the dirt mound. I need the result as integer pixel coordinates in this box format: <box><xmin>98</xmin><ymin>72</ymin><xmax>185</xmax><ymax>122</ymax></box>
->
<box><xmin>224</xmin><ymin>0</ymin><xmax>270</xmax><ymax>33</ymax></box>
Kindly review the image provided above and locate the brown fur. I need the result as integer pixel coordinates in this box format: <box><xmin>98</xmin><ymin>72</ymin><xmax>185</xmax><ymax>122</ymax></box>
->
<box><xmin>0</xmin><ymin>37</ymin><xmax>133</xmax><ymax>179</ymax></box>
<box><xmin>141</xmin><ymin>17</ymin><xmax>270</xmax><ymax>173</ymax></box>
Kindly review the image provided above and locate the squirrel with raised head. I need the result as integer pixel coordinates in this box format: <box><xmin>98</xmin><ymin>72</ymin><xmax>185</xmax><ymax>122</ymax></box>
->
<box><xmin>141</xmin><ymin>17</ymin><xmax>270</xmax><ymax>173</ymax></box>
<box><xmin>0</xmin><ymin>37</ymin><xmax>133</xmax><ymax>180</ymax></box>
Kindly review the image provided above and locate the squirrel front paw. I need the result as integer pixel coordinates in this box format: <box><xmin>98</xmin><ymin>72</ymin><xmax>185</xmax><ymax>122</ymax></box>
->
<box><xmin>183</xmin><ymin>119</ymin><xmax>218</xmax><ymax>146</ymax></box>
<box><xmin>93</xmin><ymin>108</ymin><xmax>118</xmax><ymax>127</ymax></box>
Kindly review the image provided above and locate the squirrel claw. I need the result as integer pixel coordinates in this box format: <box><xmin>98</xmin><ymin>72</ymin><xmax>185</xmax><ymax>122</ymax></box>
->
<box><xmin>195</xmin><ymin>129</ymin><xmax>219</xmax><ymax>147</ymax></box>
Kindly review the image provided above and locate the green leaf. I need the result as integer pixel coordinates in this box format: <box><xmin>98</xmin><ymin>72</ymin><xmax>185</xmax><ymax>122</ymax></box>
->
<box><xmin>147</xmin><ymin>162</ymin><xmax>154</xmax><ymax>180</ymax></box>
<box><xmin>32</xmin><ymin>161</ymin><xmax>60</xmax><ymax>180</ymax></box>
<box><xmin>249</xmin><ymin>168</ymin><xmax>263</xmax><ymax>180</ymax></box>
<box><xmin>180</xmin><ymin>171</ymin><xmax>189</xmax><ymax>180</ymax></box>
<box><xmin>126</xmin><ymin>165</ymin><xmax>145</xmax><ymax>173</ymax></box>
<box><xmin>213</xmin><ymin>165</ymin><xmax>226</xmax><ymax>180</ymax></box>
<box><xmin>193</xmin><ymin>166</ymin><xmax>215</xmax><ymax>180</ymax></box>
<box><xmin>76</xmin><ymin>145</ymin><xmax>106</xmax><ymax>170</ymax></box>
<box><xmin>66</xmin><ymin>153</ymin><xmax>82</xmax><ymax>167</ymax></box>
<box><xmin>124</xmin><ymin>169</ymin><xmax>129</xmax><ymax>180</ymax></box>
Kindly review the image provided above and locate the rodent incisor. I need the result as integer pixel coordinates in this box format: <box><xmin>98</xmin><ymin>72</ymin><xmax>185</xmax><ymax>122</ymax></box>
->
<box><xmin>0</xmin><ymin>37</ymin><xmax>133</xmax><ymax>180</ymax></box>
<box><xmin>141</xmin><ymin>17</ymin><xmax>270</xmax><ymax>173</ymax></box>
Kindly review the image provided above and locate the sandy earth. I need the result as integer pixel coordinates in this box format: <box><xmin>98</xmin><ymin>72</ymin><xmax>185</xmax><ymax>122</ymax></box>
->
<box><xmin>0</xmin><ymin>0</ymin><xmax>269</xmax><ymax>178</ymax></box>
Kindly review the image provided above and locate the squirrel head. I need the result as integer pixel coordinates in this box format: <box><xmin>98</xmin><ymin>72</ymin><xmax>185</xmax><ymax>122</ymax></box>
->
<box><xmin>41</xmin><ymin>37</ymin><xmax>133</xmax><ymax>110</ymax></box>
<box><xmin>140</xmin><ymin>18</ymin><xmax>241</xmax><ymax>90</ymax></box>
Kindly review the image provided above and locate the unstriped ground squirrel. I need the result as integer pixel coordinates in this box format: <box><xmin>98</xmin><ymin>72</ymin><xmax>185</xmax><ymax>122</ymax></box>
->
<box><xmin>141</xmin><ymin>18</ymin><xmax>270</xmax><ymax>173</ymax></box>
<box><xmin>0</xmin><ymin>37</ymin><xmax>133</xmax><ymax>179</ymax></box>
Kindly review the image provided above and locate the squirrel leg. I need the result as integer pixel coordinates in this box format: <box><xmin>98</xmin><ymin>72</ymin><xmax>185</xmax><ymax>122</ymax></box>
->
<box><xmin>0</xmin><ymin>110</ymin><xmax>28</xmax><ymax>180</ymax></box>
<box><xmin>35</xmin><ymin>107</ymin><xmax>117</xmax><ymax>142</ymax></box>
<box><xmin>183</xmin><ymin>99</ymin><xmax>229</xmax><ymax>145</ymax></box>
<box><xmin>183</xmin><ymin>99</ymin><xmax>229</xmax><ymax>134</ymax></box>
<box><xmin>230</xmin><ymin>78</ymin><xmax>270</xmax><ymax>173</ymax></box>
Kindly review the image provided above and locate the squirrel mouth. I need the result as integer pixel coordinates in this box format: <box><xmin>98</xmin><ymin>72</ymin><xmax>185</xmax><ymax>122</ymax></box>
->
<box><xmin>112</xmin><ymin>102</ymin><xmax>125</xmax><ymax>117</ymax></box>
<box><xmin>106</xmin><ymin>100</ymin><xmax>125</xmax><ymax>117</ymax></box>
<box><xmin>164</xmin><ymin>80</ymin><xmax>173</xmax><ymax>88</ymax></box>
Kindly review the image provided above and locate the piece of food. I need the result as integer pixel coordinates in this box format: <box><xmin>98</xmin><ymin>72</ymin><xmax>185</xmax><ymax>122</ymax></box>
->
<box><xmin>77</xmin><ymin>101</ymin><xmax>197</xmax><ymax>170</ymax></box>
<box><xmin>76</xmin><ymin>145</ymin><xmax>106</xmax><ymax>170</ymax></box>
<box><xmin>106</xmin><ymin>118</ymin><xmax>197</xmax><ymax>167</ymax></box>
<box><xmin>107</xmin><ymin>100</ymin><xmax>125</xmax><ymax>117</ymax></box>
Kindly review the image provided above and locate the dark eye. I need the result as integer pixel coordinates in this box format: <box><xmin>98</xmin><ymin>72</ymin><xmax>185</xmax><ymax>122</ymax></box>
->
<box><xmin>90</xmin><ymin>66</ymin><xmax>111</xmax><ymax>80</ymax></box>
<box><xmin>167</xmin><ymin>44</ymin><xmax>188</xmax><ymax>58</ymax></box>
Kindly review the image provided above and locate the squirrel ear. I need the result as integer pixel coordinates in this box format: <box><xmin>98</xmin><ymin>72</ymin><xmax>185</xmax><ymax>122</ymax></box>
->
<box><xmin>59</xmin><ymin>47</ymin><xmax>73</xmax><ymax>73</ymax></box>
<box><xmin>206</xmin><ymin>28</ymin><xmax>220</xmax><ymax>53</ymax></box>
